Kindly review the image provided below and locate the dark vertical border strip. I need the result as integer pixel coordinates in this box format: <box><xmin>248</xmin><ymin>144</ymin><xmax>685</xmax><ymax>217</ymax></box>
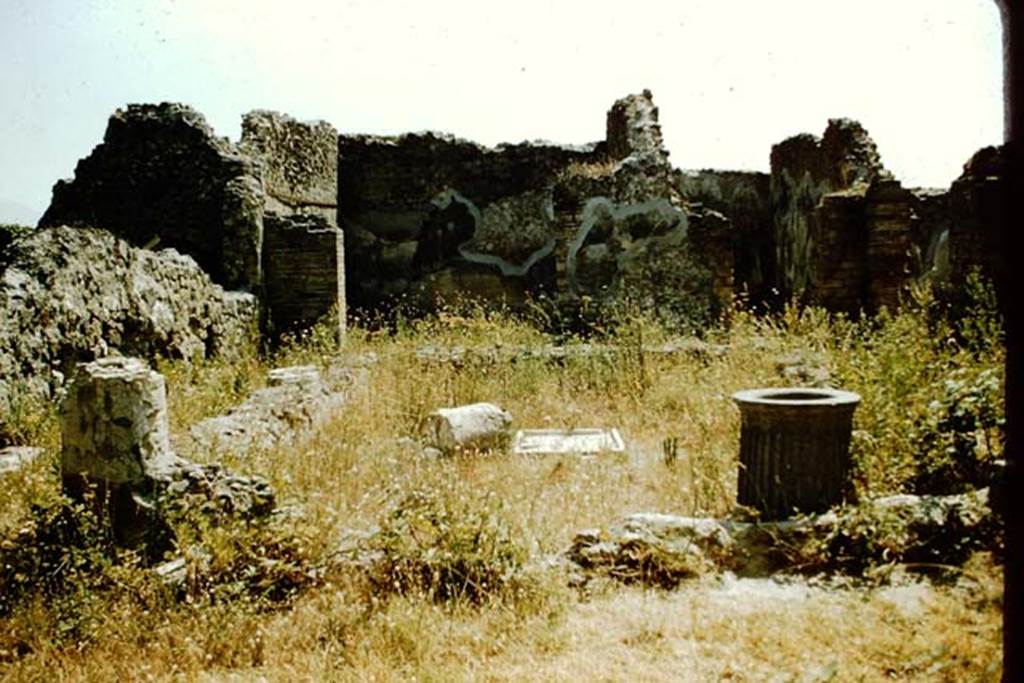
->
<box><xmin>997</xmin><ymin>1</ymin><xmax>1021</xmax><ymax>681</ymax></box>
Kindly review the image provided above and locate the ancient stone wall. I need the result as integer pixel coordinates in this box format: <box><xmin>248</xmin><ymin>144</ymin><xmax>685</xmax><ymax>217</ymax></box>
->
<box><xmin>865</xmin><ymin>180</ymin><xmax>917</xmax><ymax>311</ymax></box>
<box><xmin>39</xmin><ymin>104</ymin><xmax>350</xmax><ymax>339</ymax></box>
<box><xmin>606</xmin><ymin>88</ymin><xmax>669</xmax><ymax>166</ymax></box>
<box><xmin>32</xmin><ymin>96</ymin><xmax>1004</xmax><ymax>336</ymax></box>
<box><xmin>0</xmin><ymin>226</ymin><xmax>256</xmax><ymax>409</ymax></box>
<box><xmin>240</xmin><ymin>111</ymin><xmax>339</xmax><ymax>223</ymax></box>
<box><xmin>677</xmin><ymin>170</ymin><xmax>772</xmax><ymax>301</ymax></box>
<box><xmin>810</xmin><ymin>190</ymin><xmax>868</xmax><ymax>312</ymax></box>
<box><xmin>337</xmin><ymin>91</ymin><xmax>734</xmax><ymax>326</ymax></box>
<box><xmin>338</xmin><ymin>131</ymin><xmax>602</xmax><ymax>309</ymax></box>
<box><xmin>262</xmin><ymin>213</ymin><xmax>345</xmax><ymax>340</ymax></box>
<box><xmin>39</xmin><ymin>103</ymin><xmax>265</xmax><ymax>291</ymax></box>
<box><xmin>555</xmin><ymin>93</ymin><xmax>731</xmax><ymax>323</ymax></box>
<box><xmin>770</xmin><ymin>119</ymin><xmax>889</xmax><ymax>302</ymax></box>
<box><xmin>946</xmin><ymin>146</ymin><xmax>1006</xmax><ymax>296</ymax></box>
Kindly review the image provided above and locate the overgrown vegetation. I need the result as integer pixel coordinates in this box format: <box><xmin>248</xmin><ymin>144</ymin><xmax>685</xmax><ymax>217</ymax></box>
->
<box><xmin>0</xmin><ymin>278</ymin><xmax>1005</xmax><ymax>679</ymax></box>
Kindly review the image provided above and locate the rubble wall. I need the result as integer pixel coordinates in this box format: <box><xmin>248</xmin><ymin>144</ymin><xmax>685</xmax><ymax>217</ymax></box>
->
<box><xmin>240</xmin><ymin>111</ymin><xmax>339</xmax><ymax>224</ymax></box>
<box><xmin>39</xmin><ymin>103</ymin><xmax>265</xmax><ymax>291</ymax></box>
<box><xmin>769</xmin><ymin>119</ymin><xmax>889</xmax><ymax>303</ymax></box>
<box><xmin>0</xmin><ymin>226</ymin><xmax>256</xmax><ymax>409</ymax></box>
<box><xmin>33</xmin><ymin>97</ymin><xmax>1005</xmax><ymax>334</ymax></box>
<box><xmin>338</xmin><ymin>90</ymin><xmax>733</xmax><ymax>326</ymax></box>
<box><xmin>338</xmin><ymin>131</ymin><xmax>602</xmax><ymax>309</ymax></box>
<box><xmin>946</xmin><ymin>146</ymin><xmax>1006</xmax><ymax>296</ymax></box>
<box><xmin>678</xmin><ymin>170</ymin><xmax>772</xmax><ymax>301</ymax></box>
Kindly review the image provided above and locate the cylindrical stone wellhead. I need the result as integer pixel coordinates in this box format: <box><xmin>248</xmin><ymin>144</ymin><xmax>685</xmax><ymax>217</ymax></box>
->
<box><xmin>733</xmin><ymin>387</ymin><xmax>860</xmax><ymax>520</ymax></box>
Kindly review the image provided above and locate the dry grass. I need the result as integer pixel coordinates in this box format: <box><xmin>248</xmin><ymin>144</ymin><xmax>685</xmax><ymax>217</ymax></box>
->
<box><xmin>0</xmin><ymin>293</ymin><xmax>1005</xmax><ymax>680</ymax></box>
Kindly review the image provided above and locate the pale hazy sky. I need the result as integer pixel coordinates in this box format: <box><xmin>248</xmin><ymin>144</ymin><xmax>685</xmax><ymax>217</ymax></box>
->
<box><xmin>0</xmin><ymin>0</ymin><xmax>1005</xmax><ymax>225</ymax></box>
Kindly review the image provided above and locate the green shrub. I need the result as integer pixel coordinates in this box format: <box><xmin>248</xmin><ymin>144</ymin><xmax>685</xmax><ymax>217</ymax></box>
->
<box><xmin>0</xmin><ymin>498</ymin><xmax>118</xmax><ymax>638</ymax></box>
<box><xmin>361</xmin><ymin>486</ymin><xmax>529</xmax><ymax>605</ymax></box>
<box><xmin>910</xmin><ymin>367</ymin><xmax>1004</xmax><ymax>494</ymax></box>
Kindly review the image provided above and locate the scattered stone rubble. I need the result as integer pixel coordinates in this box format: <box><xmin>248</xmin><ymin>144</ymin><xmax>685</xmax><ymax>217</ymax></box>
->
<box><xmin>567</xmin><ymin>487</ymin><xmax>996</xmax><ymax>587</ymax></box>
<box><xmin>184</xmin><ymin>362</ymin><xmax>367</xmax><ymax>457</ymax></box>
<box><xmin>60</xmin><ymin>357</ymin><xmax>275</xmax><ymax>556</ymax></box>
<box><xmin>0</xmin><ymin>226</ymin><xmax>256</xmax><ymax>409</ymax></box>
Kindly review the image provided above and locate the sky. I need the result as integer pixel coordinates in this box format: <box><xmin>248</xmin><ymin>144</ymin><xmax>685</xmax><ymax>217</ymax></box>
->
<box><xmin>0</xmin><ymin>0</ymin><xmax>1005</xmax><ymax>226</ymax></box>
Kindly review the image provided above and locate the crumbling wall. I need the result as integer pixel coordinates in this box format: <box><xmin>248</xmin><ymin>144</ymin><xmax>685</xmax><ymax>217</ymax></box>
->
<box><xmin>39</xmin><ymin>104</ymin><xmax>349</xmax><ymax>339</ymax></box>
<box><xmin>811</xmin><ymin>190</ymin><xmax>868</xmax><ymax>311</ymax></box>
<box><xmin>34</xmin><ymin>97</ymin><xmax>1002</xmax><ymax>335</ymax></box>
<box><xmin>39</xmin><ymin>103</ymin><xmax>264</xmax><ymax>291</ymax></box>
<box><xmin>555</xmin><ymin>92</ymin><xmax>724</xmax><ymax>320</ymax></box>
<box><xmin>0</xmin><ymin>226</ymin><xmax>256</xmax><ymax>409</ymax></box>
<box><xmin>909</xmin><ymin>189</ymin><xmax>952</xmax><ymax>283</ymax></box>
<box><xmin>865</xmin><ymin>179</ymin><xmax>917</xmax><ymax>310</ymax></box>
<box><xmin>946</xmin><ymin>146</ymin><xmax>1006</xmax><ymax>297</ymax></box>
<box><xmin>551</xmin><ymin>91</ymin><xmax>732</xmax><ymax>323</ymax></box>
<box><xmin>678</xmin><ymin>170</ymin><xmax>772</xmax><ymax>301</ymax></box>
<box><xmin>240</xmin><ymin>111</ymin><xmax>339</xmax><ymax>223</ymax></box>
<box><xmin>770</xmin><ymin>119</ymin><xmax>889</xmax><ymax>302</ymax></box>
<box><xmin>338</xmin><ymin>131</ymin><xmax>601</xmax><ymax>309</ymax></box>
<box><xmin>337</xmin><ymin>90</ymin><xmax>732</xmax><ymax>325</ymax></box>
<box><xmin>262</xmin><ymin>213</ymin><xmax>345</xmax><ymax>340</ymax></box>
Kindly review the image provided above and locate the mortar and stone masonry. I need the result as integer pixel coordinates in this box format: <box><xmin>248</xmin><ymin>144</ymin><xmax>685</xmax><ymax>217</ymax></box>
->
<box><xmin>34</xmin><ymin>90</ymin><xmax>1005</xmax><ymax>339</ymax></box>
<box><xmin>0</xmin><ymin>90</ymin><xmax>1003</xmax><ymax>415</ymax></box>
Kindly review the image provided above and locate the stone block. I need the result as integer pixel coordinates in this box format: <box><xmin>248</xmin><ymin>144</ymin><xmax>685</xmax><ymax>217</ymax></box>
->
<box><xmin>421</xmin><ymin>402</ymin><xmax>513</xmax><ymax>454</ymax></box>
<box><xmin>512</xmin><ymin>428</ymin><xmax>624</xmax><ymax>455</ymax></box>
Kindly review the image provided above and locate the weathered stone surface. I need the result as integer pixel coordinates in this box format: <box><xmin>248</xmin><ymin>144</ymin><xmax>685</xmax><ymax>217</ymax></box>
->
<box><xmin>512</xmin><ymin>428</ymin><xmax>624</xmax><ymax>455</ymax></box>
<box><xmin>808</xmin><ymin>188</ymin><xmax>869</xmax><ymax>312</ymax></box>
<box><xmin>568</xmin><ymin>488</ymin><xmax>996</xmax><ymax>584</ymax></box>
<box><xmin>61</xmin><ymin>357</ymin><xmax>176</xmax><ymax>486</ymax></box>
<box><xmin>0</xmin><ymin>226</ymin><xmax>256</xmax><ymax>410</ymax></box>
<box><xmin>421</xmin><ymin>402</ymin><xmax>513</xmax><ymax>454</ymax></box>
<box><xmin>39</xmin><ymin>103</ymin><xmax>265</xmax><ymax>291</ymax></box>
<box><xmin>0</xmin><ymin>446</ymin><xmax>44</xmax><ymax>475</ymax></box>
<box><xmin>30</xmin><ymin>99</ymin><xmax>1003</xmax><ymax>332</ymax></box>
<box><xmin>185</xmin><ymin>363</ymin><xmax>363</xmax><ymax>456</ymax></box>
<box><xmin>678</xmin><ymin>170</ymin><xmax>773</xmax><ymax>301</ymax></box>
<box><xmin>865</xmin><ymin>179</ymin><xmax>917</xmax><ymax>310</ymax></box>
<box><xmin>262</xmin><ymin>212</ymin><xmax>345</xmax><ymax>340</ymax></box>
<box><xmin>770</xmin><ymin>119</ymin><xmax>889</xmax><ymax>300</ymax></box>
<box><xmin>734</xmin><ymin>388</ymin><xmax>860</xmax><ymax>520</ymax></box>
<box><xmin>60</xmin><ymin>357</ymin><xmax>275</xmax><ymax>554</ymax></box>
<box><xmin>606</xmin><ymin>89</ymin><xmax>669</xmax><ymax>167</ymax></box>
<box><xmin>551</xmin><ymin>93</ymin><xmax>730</xmax><ymax>324</ymax></box>
<box><xmin>945</xmin><ymin>145</ymin><xmax>1006</xmax><ymax>302</ymax></box>
<box><xmin>240</xmin><ymin>110</ymin><xmax>339</xmax><ymax>223</ymax></box>
<box><xmin>338</xmin><ymin>131</ymin><xmax>600</xmax><ymax>310</ymax></box>
<box><xmin>338</xmin><ymin>90</ymin><xmax>730</xmax><ymax>324</ymax></box>
<box><xmin>773</xmin><ymin>351</ymin><xmax>831</xmax><ymax>387</ymax></box>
